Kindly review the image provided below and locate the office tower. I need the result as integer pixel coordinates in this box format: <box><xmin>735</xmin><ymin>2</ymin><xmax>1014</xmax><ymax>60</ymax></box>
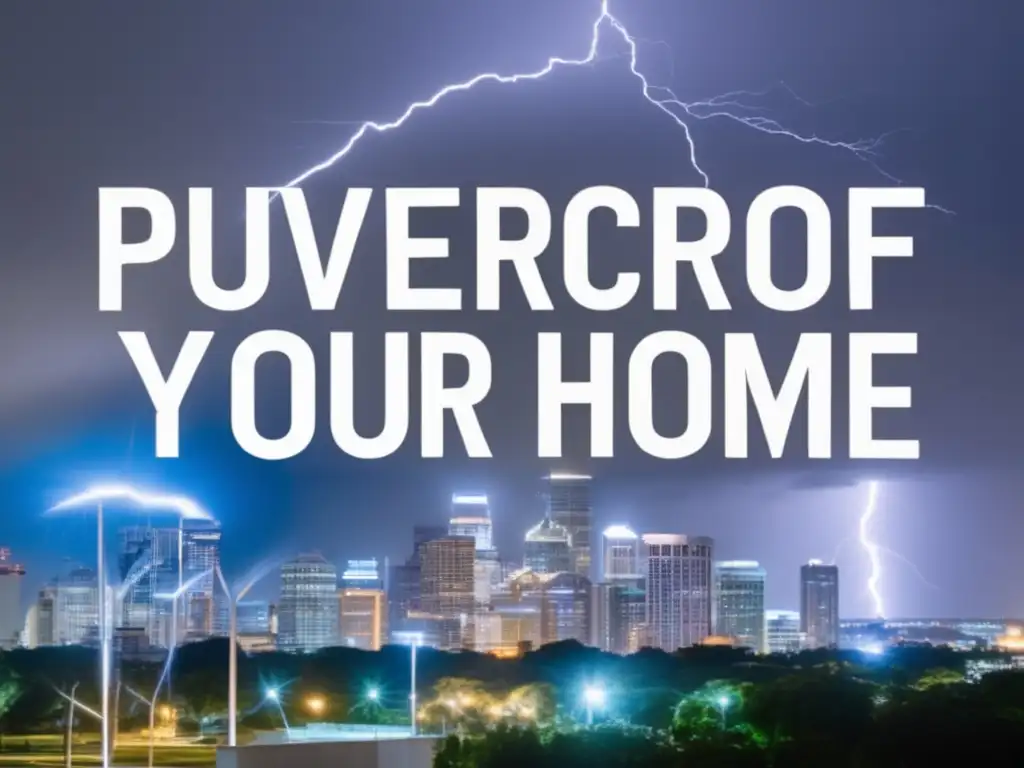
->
<box><xmin>35</xmin><ymin>586</ymin><xmax>56</xmax><ymax>646</ymax></box>
<box><xmin>448</xmin><ymin>494</ymin><xmax>493</xmax><ymax>552</ymax></box>
<box><xmin>420</xmin><ymin>537</ymin><xmax>475</xmax><ymax>649</ymax></box>
<box><xmin>643</xmin><ymin>534</ymin><xmax>713</xmax><ymax>651</ymax></box>
<box><xmin>602</xmin><ymin>526</ymin><xmax>643</xmax><ymax>582</ymax></box>
<box><xmin>118</xmin><ymin>526</ymin><xmax>180</xmax><ymax>647</ymax></box>
<box><xmin>766</xmin><ymin>609</ymin><xmax>805</xmax><ymax>653</ymax></box>
<box><xmin>412</xmin><ymin>525</ymin><xmax>448</xmax><ymax>562</ymax></box>
<box><xmin>493</xmin><ymin>571</ymin><xmax>591</xmax><ymax>647</ymax></box>
<box><xmin>339</xmin><ymin>588</ymin><xmax>386</xmax><ymax>650</ymax></box>
<box><xmin>800</xmin><ymin>560</ymin><xmax>840</xmax><ymax>649</ymax></box>
<box><xmin>389</xmin><ymin>525</ymin><xmax>447</xmax><ymax>632</ymax></box>
<box><xmin>0</xmin><ymin>549</ymin><xmax>25</xmax><ymax>649</ymax></box>
<box><xmin>448</xmin><ymin>494</ymin><xmax>500</xmax><ymax>608</ymax></box>
<box><xmin>591</xmin><ymin>581</ymin><xmax>646</xmax><ymax>654</ymax></box>
<box><xmin>341</xmin><ymin>559</ymin><xmax>383</xmax><ymax>590</ymax></box>
<box><xmin>47</xmin><ymin>566</ymin><xmax>100</xmax><ymax>646</ymax></box>
<box><xmin>523</xmin><ymin>517</ymin><xmax>573</xmax><ymax>574</ymax></box>
<box><xmin>545</xmin><ymin>473</ymin><xmax>592</xmax><ymax>578</ymax></box>
<box><xmin>713</xmin><ymin>561</ymin><xmax>766</xmax><ymax>652</ymax></box>
<box><xmin>278</xmin><ymin>553</ymin><xmax>339</xmax><ymax>653</ymax></box>
<box><xmin>182</xmin><ymin>521</ymin><xmax>221</xmax><ymax>637</ymax></box>
<box><xmin>236</xmin><ymin>601</ymin><xmax>271</xmax><ymax>634</ymax></box>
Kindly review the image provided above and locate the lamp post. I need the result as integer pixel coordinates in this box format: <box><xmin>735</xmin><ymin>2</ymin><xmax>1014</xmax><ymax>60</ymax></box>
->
<box><xmin>47</xmin><ymin>484</ymin><xmax>215</xmax><ymax>768</ymax></box>
<box><xmin>583</xmin><ymin>685</ymin><xmax>606</xmax><ymax>726</ymax></box>
<box><xmin>215</xmin><ymin>559</ymin><xmax>276</xmax><ymax>747</ymax></box>
<box><xmin>716</xmin><ymin>694</ymin><xmax>730</xmax><ymax>729</ymax></box>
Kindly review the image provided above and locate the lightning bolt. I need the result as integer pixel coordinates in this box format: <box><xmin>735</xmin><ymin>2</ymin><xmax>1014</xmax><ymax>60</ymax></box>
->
<box><xmin>276</xmin><ymin>0</ymin><xmax>941</xmax><ymax>200</ymax></box>
<box><xmin>859</xmin><ymin>480</ymin><xmax>885</xmax><ymax>619</ymax></box>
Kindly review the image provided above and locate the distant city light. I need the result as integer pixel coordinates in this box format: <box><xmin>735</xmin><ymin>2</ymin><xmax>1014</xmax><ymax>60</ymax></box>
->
<box><xmin>49</xmin><ymin>483</ymin><xmax>215</xmax><ymax>521</ymax></box>
<box><xmin>266</xmin><ymin>688</ymin><xmax>280</xmax><ymax>701</ymax></box>
<box><xmin>602</xmin><ymin>525</ymin><xmax>638</xmax><ymax>539</ymax></box>
<box><xmin>367</xmin><ymin>687</ymin><xmax>380</xmax><ymax>702</ymax></box>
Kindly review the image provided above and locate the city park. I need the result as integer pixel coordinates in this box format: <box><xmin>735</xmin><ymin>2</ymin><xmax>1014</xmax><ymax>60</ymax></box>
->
<box><xmin>0</xmin><ymin>483</ymin><xmax>1022</xmax><ymax>766</ymax></box>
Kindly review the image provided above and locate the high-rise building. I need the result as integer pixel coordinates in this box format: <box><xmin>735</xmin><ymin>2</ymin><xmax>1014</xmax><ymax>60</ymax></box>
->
<box><xmin>448</xmin><ymin>494</ymin><xmax>493</xmax><ymax>552</ymax></box>
<box><xmin>544</xmin><ymin>473</ymin><xmax>592</xmax><ymax>578</ymax></box>
<box><xmin>766</xmin><ymin>609</ymin><xmax>805</xmax><ymax>653</ymax></box>
<box><xmin>182</xmin><ymin>522</ymin><xmax>221</xmax><ymax>638</ymax></box>
<box><xmin>118</xmin><ymin>526</ymin><xmax>179</xmax><ymax>647</ymax></box>
<box><xmin>339</xmin><ymin>588</ymin><xmax>386</xmax><ymax>650</ymax></box>
<box><xmin>591</xmin><ymin>581</ymin><xmax>646</xmax><ymax>654</ymax></box>
<box><xmin>523</xmin><ymin>518</ymin><xmax>573</xmax><ymax>574</ymax></box>
<box><xmin>47</xmin><ymin>566</ymin><xmax>99</xmax><ymax>646</ymax></box>
<box><xmin>800</xmin><ymin>560</ymin><xmax>839</xmax><ymax>649</ymax></box>
<box><xmin>341</xmin><ymin>559</ymin><xmax>383</xmax><ymax>590</ymax></box>
<box><xmin>493</xmin><ymin>570</ymin><xmax>592</xmax><ymax>648</ymax></box>
<box><xmin>0</xmin><ymin>549</ymin><xmax>25</xmax><ymax>649</ymax></box>
<box><xmin>278</xmin><ymin>553</ymin><xmax>339</xmax><ymax>653</ymax></box>
<box><xmin>713</xmin><ymin>561</ymin><xmax>766</xmax><ymax>653</ymax></box>
<box><xmin>420</xmin><ymin>537</ymin><xmax>475</xmax><ymax>649</ymax></box>
<box><xmin>602</xmin><ymin>526</ymin><xmax>643</xmax><ymax>582</ymax></box>
<box><xmin>236</xmin><ymin>601</ymin><xmax>271</xmax><ymax>634</ymax></box>
<box><xmin>643</xmin><ymin>534</ymin><xmax>713</xmax><ymax>651</ymax></box>
<box><xmin>449</xmin><ymin>494</ymin><xmax>500</xmax><ymax>610</ymax></box>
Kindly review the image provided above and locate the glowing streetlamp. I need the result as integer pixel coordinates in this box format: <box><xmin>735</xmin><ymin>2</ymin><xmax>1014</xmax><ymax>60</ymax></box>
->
<box><xmin>47</xmin><ymin>484</ymin><xmax>214</xmax><ymax>768</ymax></box>
<box><xmin>264</xmin><ymin>687</ymin><xmax>291</xmax><ymax>738</ymax></box>
<box><xmin>583</xmin><ymin>684</ymin><xmax>606</xmax><ymax>725</ymax></box>
<box><xmin>215</xmin><ymin>557</ymin><xmax>281</xmax><ymax>747</ymax></box>
<box><xmin>392</xmin><ymin>631</ymin><xmax>423</xmax><ymax>735</ymax></box>
<box><xmin>305</xmin><ymin>694</ymin><xmax>326</xmax><ymax>717</ymax></box>
<box><xmin>716</xmin><ymin>694</ymin><xmax>731</xmax><ymax>729</ymax></box>
<box><xmin>367</xmin><ymin>687</ymin><xmax>380</xmax><ymax>703</ymax></box>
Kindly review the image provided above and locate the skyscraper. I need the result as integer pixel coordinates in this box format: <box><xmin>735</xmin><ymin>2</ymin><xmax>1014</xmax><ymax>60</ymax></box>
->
<box><xmin>523</xmin><ymin>517</ymin><xmax>573</xmax><ymax>574</ymax></box>
<box><xmin>544</xmin><ymin>473</ymin><xmax>592</xmax><ymax>578</ymax></box>
<box><xmin>51</xmin><ymin>566</ymin><xmax>99</xmax><ymax>646</ymax></box>
<box><xmin>420</xmin><ymin>536</ymin><xmax>475</xmax><ymax>649</ymax></box>
<box><xmin>0</xmin><ymin>549</ymin><xmax>25</xmax><ymax>649</ymax></box>
<box><xmin>800</xmin><ymin>560</ymin><xmax>839</xmax><ymax>649</ymax></box>
<box><xmin>766</xmin><ymin>609</ymin><xmax>805</xmax><ymax>653</ymax></box>
<box><xmin>449</xmin><ymin>494</ymin><xmax>499</xmax><ymax>608</ymax></box>
<box><xmin>602</xmin><ymin>526</ymin><xmax>642</xmax><ymax>582</ymax></box>
<box><xmin>713</xmin><ymin>560</ymin><xmax>766</xmax><ymax>652</ymax></box>
<box><xmin>341</xmin><ymin>559</ymin><xmax>382</xmax><ymax>590</ymax></box>
<box><xmin>278</xmin><ymin>553</ymin><xmax>339</xmax><ymax>653</ymax></box>
<box><xmin>118</xmin><ymin>526</ymin><xmax>179</xmax><ymax>647</ymax></box>
<box><xmin>448</xmin><ymin>494</ymin><xmax>493</xmax><ymax>552</ymax></box>
<box><xmin>182</xmin><ymin>522</ymin><xmax>221</xmax><ymax>638</ymax></box>
<box><xmin>643</xmin><ymin>534</ymin><xmax>713</xmax><ymax>651</ymax></box>
<box><xmin>339</xmin><ymin>588</ymin><xmax>386</xmax><ymax>650</ymax></box>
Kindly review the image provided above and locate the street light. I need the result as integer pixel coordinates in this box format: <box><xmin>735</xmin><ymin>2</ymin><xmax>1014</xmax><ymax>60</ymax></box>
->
<box><xmin>392</xmin><ymin>631</ymin><xmax>423</xmax><ymax>736</ymax></box>
<box><xmin>264</xmin><ymin>688</ymin><xmax>291</xmax><ymax>739</ymax></box>
<box><xmin>716</xmin><ymin>694</ymin><xmax>731</xmax><ymax>729</ymax></box>
<box><xmin>583</xmin><ymin>685</ymin><xmax>606</xmax><ymax>725</ymax></box>
<box><xmin>367</xmin><ymin>687</ymin><xmax>380</xmax><ymax>703</ymax></box>
<box><xmin>215</xmin><ymin>558</ymin><xmax>281</xmax><ymax>747</ymax></box>
<box><xmin>47</xmin><ymin>483</ymin><xmax>214</xmax><ymax>768</ymax></box>
<box><xmin>305</xmin><ymin>694</ymin><xmax>326</xmax><ymax>717</ymax></box>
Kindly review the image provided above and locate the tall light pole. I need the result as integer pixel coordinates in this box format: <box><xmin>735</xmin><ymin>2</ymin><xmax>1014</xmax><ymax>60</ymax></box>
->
<box><xmin>47</xmin><ymin>484</ymin><xmax>215</xmax><ymax>768</ymax></box>
<box><xmin>392</xmin><ymin>631</ymin><xmax>422</xmax><ymax>736</ymax></box>
<box><xmin>583</xmin><ymin>684</ymin><xmax>606</xmax><ymax>726</ymax></box>
<box><xmin>716</xmin><ymin>694</ymin><xmax>730</xmax><ymax>730</ymax></box>
<box><xmin>215</xmin><ymin>559</ymin><xmax>276</xmax><ymax>747</ymax></box>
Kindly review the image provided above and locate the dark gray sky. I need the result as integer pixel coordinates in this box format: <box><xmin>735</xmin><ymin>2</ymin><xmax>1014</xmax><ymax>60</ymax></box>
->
<box><xmin>1</xmin><ymin>0</ymin><xmax>1021</xmax><ymax>617</ymax></box>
